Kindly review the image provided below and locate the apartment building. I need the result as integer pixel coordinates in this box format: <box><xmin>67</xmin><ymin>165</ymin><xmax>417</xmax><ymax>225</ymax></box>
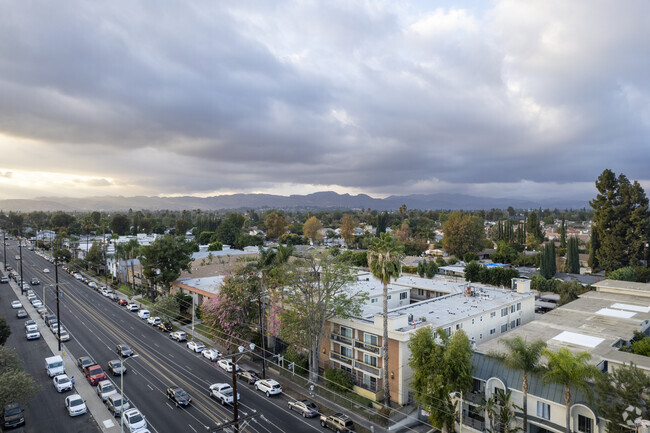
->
<box><xmin>320</xmin><ymin>274</ymin><xmax>536</xmax><ymax>405</ymax></box>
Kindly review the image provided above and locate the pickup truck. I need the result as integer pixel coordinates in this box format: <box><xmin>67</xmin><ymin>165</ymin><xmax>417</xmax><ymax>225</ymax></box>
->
<box><xmin>208</xmin><ymin>383</ymin><xmax>240</xmax><ymax>406</ymax></box>
<box><xmin>320</xmin><ymin>413</ymin><xmax>355</xmax><ymax>432</ymax></box>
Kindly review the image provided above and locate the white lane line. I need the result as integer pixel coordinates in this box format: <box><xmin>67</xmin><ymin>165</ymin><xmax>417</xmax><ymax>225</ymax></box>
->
<box><xmin>187</xmin><ymin>366</ymin><xmax>192</xmax><ymax>371</ymax></box>
<box><xmin>169</xmin><ymin>354</ymin><xmax>174</xmax><ymax>358</ymax></box>
<box><xmin>188</xmin><ymin>424</ymin><xmax>197</xmax><ymax>433</ymax></box>
<box><xmin>147</xmin><ymin>384</ymin><xmax>153</xmax><ymax>391</ymax></box>
<box><xmin>165</xmin><ymin>402</ymin><xmax>174</xmax><ymax>411</ymax></box>
<box><xmin>154</xmin><ymin>343</ymin><xmax>159</xmax><ymax>348</ymax></box>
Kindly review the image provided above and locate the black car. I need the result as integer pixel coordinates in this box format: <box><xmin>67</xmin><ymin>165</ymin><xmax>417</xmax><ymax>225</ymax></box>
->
<box><xmin>237</xmin><ymin>369</ymin><xmax>260</xmax><ymax>385</ymax></box>
<box><xmin>166</xmin><ymin>386</ymin><xmax>191</xmax><ymax>407</ymax></box>
<box><xmin>77</xmin><ymin>356</ymin><xmax>95</xmax><ymax>370</ymax></box>
<box><xmin>3</xmin><ymin>403</ymin><xmax>25</xmax><ymax>429</ymax></box>
<box><xmin>116</xmin><ymin>344</ymin><xmax>134</xmax><ymax>358</ymax></box>
<box><xmin>30</xmin><ymin>278</ymin><xmax>40</xmax><ymax>285</ymax></box>
<box><xmin>158</xmin><ymin>321</ymin><xmax>173</xmax><ymax>332</ymax></box>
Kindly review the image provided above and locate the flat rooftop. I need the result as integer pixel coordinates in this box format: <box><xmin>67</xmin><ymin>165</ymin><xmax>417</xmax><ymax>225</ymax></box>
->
<box><xmin>476</xmin><ymin>283</ymin><xmax>650</xmax><ymax>369</ymax></box>
<box><xmin>175</xmin><ymin>275</ymin><xmax>226</xmax><ymax>295</ymax></box>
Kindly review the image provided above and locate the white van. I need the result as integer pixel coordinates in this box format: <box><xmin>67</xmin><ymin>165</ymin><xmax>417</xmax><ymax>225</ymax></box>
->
<box><xmin>45</xmin><ymin>355</ymin><xmax>65</xmax><ymax>377</ymax></box>
<box><xmin>137</xmin><ymin>310</ymin><xmax>150</xmax><ymax>320</ymax></box>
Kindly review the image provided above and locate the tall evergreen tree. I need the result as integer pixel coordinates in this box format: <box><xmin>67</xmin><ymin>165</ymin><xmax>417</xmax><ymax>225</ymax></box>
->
<box><xmin>560</xmin><ymin>217</ymin><xmax>567</xmax><ymax>249</ymax></box>
<box><xmin>566</xmin><ymin>237</ymin><xmax>580</xmax><ymax>274</ymax></box>
<box><xmin>526</xmin><ymin>211</ymin><xmax>544</xmax><ymax>244</ymax></box>
<box><xmin>540</xmin><ymin>242</ymin><xmax>556</xmax><ymax>279</ymax></box>
<box><xmin>588</xmin><ymin>225</ymin><xmax>600</xmax><ymax>271</ymax></box>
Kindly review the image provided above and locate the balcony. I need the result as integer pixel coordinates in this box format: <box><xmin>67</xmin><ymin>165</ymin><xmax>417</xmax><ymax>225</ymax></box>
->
<box><xmin>354</xmin><ymin>339</ymin><xmax>382</xmax><ymax>355</ymax></box>
<box><xmin>354</xmin><ymin>359</ymin><xmax>381</xmax><ymax>376</ymax></box>
<box><xmin>331</xmin><ymin>332</ymin><xmax>352</xmax><ymax>346</ymax></box>
<box><xmin>466</xmin><ymin>391</ymin><xmax>484</xmax><ymax>404</ymax></box>
<box><xmin>330</xmin><ymin>352</ymin><xmax>353</xmax><ymax>365</ymax></box>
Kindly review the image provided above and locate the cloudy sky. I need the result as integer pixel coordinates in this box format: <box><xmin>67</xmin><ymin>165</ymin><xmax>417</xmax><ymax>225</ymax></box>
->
<box><xmin>0</xmin><ymin>0</ymin><xmax>648</xmax><ymax>201</ymax></box>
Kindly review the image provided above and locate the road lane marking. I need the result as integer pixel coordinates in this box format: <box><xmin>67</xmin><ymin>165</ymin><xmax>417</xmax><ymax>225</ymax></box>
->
<box><xmin>188</xmin><ymin>425</ymin><xmax>197</xmax><ymax>433</ymax></box>
<box><xmin>147</xmin><ymin>384</ymin><xmax>153</xmax><ymax>391</ymax></box>
<box><xmin>166</xmin><ymin>402</ymin><xmax>174</xmax><ymax>411</ymax></box>
<box><xmin>169</xmin><ymin>354</ymin><xmax>174</xmax><ymax>358</ymax></box>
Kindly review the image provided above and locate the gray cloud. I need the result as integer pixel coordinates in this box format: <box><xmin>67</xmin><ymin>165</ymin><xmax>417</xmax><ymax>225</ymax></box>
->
<box><xmin>0</xmin><ymin>0</ymin><xmax>648</xmax><ymax>201</ymax></box>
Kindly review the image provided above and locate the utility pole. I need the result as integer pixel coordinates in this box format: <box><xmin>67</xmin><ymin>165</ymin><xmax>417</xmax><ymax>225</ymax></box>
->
<box><xmin>2</xmin><ymin>229</ymin><xmax>6</xmax><ymax>271</ymax></box>
<box><xmin>55</xmin><ymin>257</ymin><xmax>61</xmax><ymax>352</ymax></box>
<box><xmin>191</xmin><ymin>295</ymin><xmax>195</xmax><ymax>340</ymax></box>
<box><xmin>258</xmin><ymin>294</ymin><xmax>266</xmax><ymax>379</ymax></box>
<box><xmin>19</xmin><ymin>241</ymin><xmax>24</xmax><ymax>294</ymax></box>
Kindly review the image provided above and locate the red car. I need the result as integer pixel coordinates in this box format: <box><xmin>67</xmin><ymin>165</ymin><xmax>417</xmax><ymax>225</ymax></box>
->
<box><xmin>84</xmin><ymin>364</ymin><xmax>107</xmax><ymax>386</ymax></box>
<box><xmin>117</xmin><ymin>299</ymin><xmax>128</xmax><ymax>306</ymax></box>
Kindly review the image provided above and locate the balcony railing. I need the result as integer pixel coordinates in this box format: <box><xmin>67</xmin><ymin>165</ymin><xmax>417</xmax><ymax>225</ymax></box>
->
<box><xmin>466</xmin><ymin>391</ymin><xmax>484</xmax><ymax>404</ymax></box>
<box><xmin>354</xmin><ymin>339</ymin><xmax>382</xmax><ymax>355</ymax></box>
<box><xmin>331</xmin><ymin>332</ymin><xmax>352</xmax><ymax>346</ymax></box>
<box><xmin>354</xmin><ymin>359</ymin><xmax>381</xmax><ymax>376</ymax></box>
<box><xmin>330</xmin><ymin>352</ymin><xmax>353</xmax><ymax>365</ymax></box>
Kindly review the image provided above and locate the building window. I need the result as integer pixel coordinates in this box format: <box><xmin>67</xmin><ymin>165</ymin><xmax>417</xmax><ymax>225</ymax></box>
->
<box><xmin>400</xmin><ymin>292</ymin><xmax>408</xmax><ymax>300</ymax></box>
<box><xmin>472</xmin><ymin>319</ymin><xmax>475</xmax><ymax>325</ymax></box>
<box><xmin>578</xmin><ymin>415</ymin><xmax>593</xmax><ymax>433</ymax></box>
<box><xmin>491</xmin><ymin>312</ymin><xmax>496</xmax><ymax>318</ymax></box>
<box><xmin>417</xmin><ymin>289</ymin><xmax>424</xmax><ymax>296</ymax></box>
<box><xmin>501</xmin><ymin>307</ymin><xmax>508</xmax><ymax>317</ymax></box>
<box><xmin>479</xmin><ymin>333</ymin><xmax>483</xmax><ymax>339</ymax></box>
<box><xmin>364</xmin><ymin>333</ymin><xmax>378</xmax><ymax>346</ymax></box>
<box><xmin>371</xmin><ymin>298</ymin><xmax>378</xmax><ymax>303</ymax></box>
<box><xmin>490</xmin><ymin>328</ymin><xmax>496</xmax><ymax>335</ymax></box>
<box><xmin>444</xmin><ymin>327</ymin><xmax>452</xmax><ymax>336</ymax></box>
<box><xmin>510</xmin><ymin>305</ymin><xmax>516</xmax><ymax>313</ymax></box>
<box><xmin>480</xmin><ymin>316</ymin><xmax>483</xmax><ymax>322</ymax></box>
<box><xmin>537</xmin><ymin>402</ymin><xmax>550</xmax><ymax>420</ymax></box>
<box><xmin>340</xmin><ymin>326</ymin><xmax>352</xmax><ymax>338</ymax></box>
<box><xmin>517</xmin><ymin>302</ymin><xmax>521</xmax><ymax>311</ymax></box>
<box><xmin>510</xmin><ymin>320</ymin><xmax>516</xmax><ymax>329</ymax></box>
<box><xmin>364</xmin><ymin>353</ymin><xmax>377</xmax><ymax>367</ymax></box>
<box><xmin>501</xmin><ymin>324</ymin><xmax>508</xmax><ymax>333</ymax></box>
<box><xmin>387</xmin><ymin>295</ymin><xmax>392</xmax><ymax>300</ymax></box>
<box><xmin>516</xmin><ymin>318</ymin><xmax>521</xmax><ymax>326</ymax></box>
<box><xmin>341</xmin><ymin>365</ymin><xmax>352</xmax><ymax>374</ymax></box>
<box><xmin>341</xmin><ymin>346</ymin><xmax>352</xmax><ymax>358</ymax></box>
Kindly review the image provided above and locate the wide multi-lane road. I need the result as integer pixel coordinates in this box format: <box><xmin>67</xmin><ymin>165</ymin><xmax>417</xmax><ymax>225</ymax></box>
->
<box><xmin>2</xmin><ymin>240</ymin><xmax>324</xmax><ymax>433</ymax></box>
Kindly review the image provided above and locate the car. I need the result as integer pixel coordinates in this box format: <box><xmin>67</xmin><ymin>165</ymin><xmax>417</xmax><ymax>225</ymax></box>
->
<box><xmin>107</xmin><ymin>359</ymin><xmax>126</xmax><ymax>376</ymax></box>
<box><xmin>106</xmin><ymin>394</ymin><xmax>130</xmax><ymax>417</ymax></box>
<box><xmin>36</xmin><ymin>306</ymin><xmax>48</xmax><ymax>316</ymax></box>
<box><xmin>44</xmin><ymin>314</ymin><xmax>57</xmax><ymax>326</ymax></box>
<box><xmin>3</xmin><ymin>403</ymin><xmax>25</xmax><ymax>429</ymax></box>
<box><xmin>187</xmin><ymin>341</ymin><xmax>205</xmax><ymax>353</ymax></box>
<box><xmin>74</xmin><ymin>273</ymin><xmax>82</xmax><ymax>280</ymax></box>
<box><xmin>103</xmin><ymin>289</ymin><xmax>113</xmax><ymax>297</ymax></box>
<box><xmin>137</xmin><ymin>309</ymin><xmax>150</xmax><ymax>319</ymax></box>
<box><xmin>110</xmin><ymin>293</ymin><xmax>120</xmax><ymax>301</ymax></box>
<box><xmin>53</xmin><ymin>374</ymin><xmax>73</xmax><ymax>392</ymax></box>
<box><xmin>255</xmin><ymin>379</ymin><xmax>282</xmax><ymax>397</ymax></box>
<box><xmin>22</xmin><ymin>283</ymin><xmax>30</xmax><ymax>291</ymax></box>
<box><xmin>158</xmin><ymin>321</ymin><xmax>173</xmax><ymax>332</ymax></box>
<box><xmin>88</xmin><ymin>281</ymin><xmax>97</xmax><ymax>289</ymax></box>
<box><xmin>166</xmin><ymin>386</ymin><xmax>192</xmax><ymax>407</ymax></box>
<box><xmin>169</xmin><ymin>331</ymin><xmax>187</xmax><ymax>342</ymax></box>
<box><xmin>121</xmin><ymin>408</ymin><xmax>147</xmax><ymax>432</ymax></box>
<box><xmin>5</xmin><ymin>265</ymin><xmax>12</xmax><ymax>272</ymax></box>
<box><xmin>77</xmin><ymin>356</ymin><xmax>95</xmax><ymax>370</ymax></box>
<box><xmin>31</xmin><ymin>299</ymin><xmax>43</xmax><ymax>308</ymax></box>
<box><xmin>30</xmin><ymin>278</ymin><xmax>40</xmax><ymax>285</ymax></box>
<box><xmin>57</xmin><ymin>329</ymin><xmax>70</xmax><ymax>342</ymax></box>
<box><xmin>288</xmin><ymin>399</ymin><xmax>319</xmax><ymax>417</ymax></box>
<box><xmin>202</xmin><ymin>349</ymin><xmax>221</xmax><ymax>361</ymax></box>
<box><xmin>217</xmin><ymin>359</ymin><xmax>240</xmax><ymax>373</ymax></box>
<box><xmin>237</xmin><ymin>369</ymin><xmax>260</xmax><ymax>385</ymax></box>
<box><xmin>16</xmin><ymin>309</ymin><xmax>27</xmax><ymax>319</ymax></box>
<box><xmin>11</xmin><ymin>300</ymin><xmax>22</xmax><ymax>309</ymax></box>
<box><xmin>0</xmin><ymin>276</ymin><xmax>8</xmax><ymax>284</ymax></box>
<box><xmin>27</xmin><ymin>294</ymin><xmax>36</xmax><ymax>303</ymax></box>
<box><xmin>50</xmin><ymin>323</ymin><xmax>59</xmax><ymax>334</ymax></box>
<box><xmin>147</xmin><ymin>316</ymin><xmax>161</xmax><ymax>326</ymax></box>
<box><xmin>117</xmin><ymin>344</ymin><xmax>134</xmax><ymax>358</ymax></box>
<box><xmin>43</xmin><ymin>267</ymin><xmax>50</xmax><ymax>273</ymax></box>
<box><xmin>24</xmin><ymin>319</ymin><xmax>36</xmax><ymax>329</ymax></box>
<box><xmin>118</xmin><ymin>299</ymin><xmax>129</xmax><ymax>306</ymax></box>
<box><xmin>26</xmin><ymin>327</ymin><xmax>40</xmax><ymax>340</ymax></box>
<box><xmin>97</xmin><ymin>380</ymin><xmax>118</xmax><ymax>401</ymax></box>
<box><xmin>208</xmin><ymin>383</ymin><xmax>239</xmax><ymax>405</ymax></box>
<box><xmin>65</xmin><ymin>394</ymin><xmax>87</xmax><ymax>417</ymax></box>
<box><xmin>126</xmin><ymin>303</ymin><xmax>139</xmax><ymax>312</ymax></box>
<box><xmin>84</xmin><ymin>364</ymin><xmax>108</xmax><ymax>386</ymax></box>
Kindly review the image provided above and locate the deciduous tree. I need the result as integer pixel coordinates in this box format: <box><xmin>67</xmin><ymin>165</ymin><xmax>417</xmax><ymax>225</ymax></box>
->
<box><xmin>265</xmin><ymin>212</ymin><xmax>287</xmax><ymax>239</ymax></box>
<box><xmin>340</xmin><ymin>214</ymin><xmax>356</xmax><ymax>246</ymax></box>
<box><xmin>152</xmin><ymin>296</ymin><xmax>181</xmax><ymax>322</ymax></box>
<box><xmin>302</xmin><ymin>216</ymin><xmax>323</xmax><ymax>244</ymax></box>
<box><xmin>442</xmin><ymin>211</ymin><xmax>486</xmax><ymax>258</ymax></box>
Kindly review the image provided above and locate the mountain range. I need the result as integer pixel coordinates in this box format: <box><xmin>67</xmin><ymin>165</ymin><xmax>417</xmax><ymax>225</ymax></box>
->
<box><xmin>0</xmin><ymin>192</ymin><xmax>590</xmax><ymax>212</ymax></box>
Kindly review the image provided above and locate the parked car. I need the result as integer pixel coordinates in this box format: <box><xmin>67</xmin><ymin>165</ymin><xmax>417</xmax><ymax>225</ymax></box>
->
<box><xmin>187</xmin><ymin>341</ymin><xmax>205</xmax><ymax>353</ymax></box>
<box><xmin>255</xmin><ymin>379</ymin><xmax>282</xmax><ymax>397</ymax></box>
<box><xmin>97</xmin><ymin>380</ymin><xmax>118</xmax><ymax>401</ymax></box>
<box><xmin>288</xmin><ymin>399</ymin><xmax>319</xmax><ymax>417</ymax></box>
<box><xmin>83</xmin><ymin>364</ymin><xmax>107</xmax><ymax>386</ymax></box>
<box><xmin>137</xmin><ymin>309</ymin><xmax>150</xmax><ymax>319</ymax></box>
<box><xmin>11</xmin><ymin>301</ymin><xmax>22</xmax><ymax>309</ymax></box>
<box><xmin>121</xmin><ymin>408</ymin><xmax>147</xmax><ymax>432</ymax></box>
<box><xmin>217</xmin><ymin>359</ymin><xmax>240</xmax><ymax>373</ymax></box>
<box><xmin>0</xmin><ymin>276</ymin><xmax>8</xmax><ymax>284</ymax></box>
<box><xmin>237</xmin><ymin>369</ymin><xmax>260</xmax><ymax>385</ymax></box>
<box><xmin>169</xmin><ymin>331</ymin><xmax>187</xmax><ymax>342</ymax></box>
<box><xmin>166</xmin><ymin>386</ymin><xmax>192</xmax><ymax>407</ymax></box>
<box><xmin>320</xmin><ymin>413</ymin><xmax>355</xmax><ymax>432</ymax></box>
<box><xmin>2</xmin><ymin>403</ymin><xmax>25</xmax><ymax>429</ymax></box>
<box><xmin>26</xmin><ymin>328</ymin><xmax>41</xmax><ymax>340</ymax></box>
<box><xmin>202</xmin><ymin>349</ymin><xmax>221</xmax><ymax>361</ymax></box>
<box><xmin>107</xmin><ymin>359</ymin><xmax>126</xmax><ymax>376</ymax></box>
<box><xmin>116</xmin><ymin>344</ymin><xmax>134</xmax><ymax>358</ymax></box>
<box><xmin>158</xmin><ymin>321</ymin><xmax>173</xmax><ymax>332</ymax></box>
<box><xmin>208</xmin><ymin>383</ymin><xmax>239</xmax><ymax>406</ymax></box>
<box><xmin>65</xmin><ymin>394</ymin><xmax>87</xmax><ymax>417</ymax></box>
<box><xmin>53</xmin><ymin>374</ymin><xmax>73</xmax><ymax>393</ymax></box>
<box><xmin>126</xmin><ymin>303</ymin><xmax>139</xmax><ymax>312</ymax></box>
<box><xmin>16</xmin><ymin>309</ymin><xmax>27</xmax><ymax>319</ymax></box>
<box><xmin>106</xmin><ymin>393</ymin><xmax>130</xmax><ymax>417</ymax></box>
<box><xmin>77</xmin><ymin>356</ymin><xmax>95</xmax><ymax>370</ymax></box>
<box><xmin>118</xmin><ymin>299</ymin><xmax>129</xmax><ymax>306</ymax></box>
<box><xmin>147</xmin><ymin>316</ymin><xmax>161</xmax><ymax>326</ymax></box>
<box><xmin>57</xmin><ymin>329</ymin><xmax>71</xmax><ymax>342</ymax></box>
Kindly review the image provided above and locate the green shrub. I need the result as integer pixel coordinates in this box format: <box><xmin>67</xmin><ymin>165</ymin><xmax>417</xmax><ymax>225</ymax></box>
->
<box><xmin>324</xmin><ymin>368</ymin><xmax>353</xmax><ymax>392</ymax></box>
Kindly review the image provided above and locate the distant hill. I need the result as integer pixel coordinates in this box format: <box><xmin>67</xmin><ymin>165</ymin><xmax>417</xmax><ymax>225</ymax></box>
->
<box><xmin>0</xmin><ymin>192</ymin><xmax>590</xmax><ymax>212</ymax></box>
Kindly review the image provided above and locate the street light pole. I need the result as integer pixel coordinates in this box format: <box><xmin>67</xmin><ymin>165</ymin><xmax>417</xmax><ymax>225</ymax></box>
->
<box><xmin>450</xmin><ymin>391</ymin><xmax>463</xmax><ymax>433</ymax></box>
<box><xmin>2</xmin><ymin>229</ymin><xmax>6</xmax><ymax>271</ymax></box>
<box><xmin>55</xmin><ymin>257</ymin><xmax>61</xmax><ymax>352</ymax></box>
<box><xmin>19</xmin><ymin>241</ymin><xmax>24</xmax><ymax>294</ymax></box>
<box><xmin>120</xmin><ymin>354</ymin><xmax>139</xmax><ymax>433</ymax></box>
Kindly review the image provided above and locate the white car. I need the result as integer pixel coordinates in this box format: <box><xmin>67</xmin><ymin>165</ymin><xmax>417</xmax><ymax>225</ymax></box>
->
<box><xmin>103</xmin><ymin>289</ymin><xmax>113</xmax><ymax>297</ymax></box>
<box><xmin>11</xmin><ymin>300</ymin><xmax>22</xmax><ymax>309</ymax></box>
<box><xmin>126</xmin><ymin>303</ymin><xmax>139</xmax><ymax>312</ymax></box>
<box><xmin>97</xmin><ymin>380</ymin><xmax>118</xmax><ymax>401</ymax></box>
<box><xmin>26</xmin><ymin>323</ymin><xmax>38</xmax><ymax>332</ymax></box>
<box><xmin>65</xmin><ymin>394</ymin><xmax>87</xmax><ymax>416</ymax></box>
<box><xmin>88</xmin><ymin>281</ymin><xmax>97</xmax><ymax>288</ymax></box>
<box><xmin>24</xmin><ymin>320</ymin><xmax>36</xmax><ymax>329</ymax></box>
<box><xmin>31</xmin><ymin>299</ymin><xmax>43</xmax><ymax>308</ymax></box>
<box><xmin>187</xmin><ymin>341</ymin><xmax>205</xmax><ymax>353</ymax></box>
<box><xmin>255</xmin><ymin>379</ymin><xmax>283</xmax><ymax>397</ymax></box>
<box><xmin>74</xmin><ymin>273</ymin><xmax>82</xmax><ymax>280</ymax></box>
<box><xmin>53</xmin><ymin>374</ymin><xmax>73</xmax><ymax>392</ymax></box>
<box><xmin>202</xmin><ymin>349</ymin><xmax>221</xmax><ymax>361</ymax></box>
<box><xmin>121</xmin><ymin>408</ymin><xmax>147</xmax><ymax>432</ymax></box>
<box><xmin>43</xmin><ymin>268</ymin><xmax>50</xmax><ymax>273</ymax></box>
<box><xmin>217</xmin><ymin>359</ymin><xmax>240</xmax><ymax>372</ymax></box>
<box><xmin>137</xmin><ymin>309</ymin><xmax>150</xmax><ymax>319</ymax></box>
<box><xmin>26</xmin><ymin>328</ymin><xmax>41</xmax><ymax>340</ymax></box>
<box><xmin>147</xmin><ymin>317</ymin><xmax>161</xmax><ymax>326</ymax></box>
<box><xmin>57</xmin><ymin>329</ymin><xmax>71</xmax><ymax>342</ymax></box>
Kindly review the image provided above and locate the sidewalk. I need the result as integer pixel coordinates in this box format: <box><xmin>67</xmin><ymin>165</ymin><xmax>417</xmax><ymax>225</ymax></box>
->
<box><xmin>3</xmin><ymin>265</ymin><xmax>120</xmax><ymax>433</ymax></box>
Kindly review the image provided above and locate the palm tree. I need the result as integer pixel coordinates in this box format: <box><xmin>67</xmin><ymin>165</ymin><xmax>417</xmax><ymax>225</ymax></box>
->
<box><xmin>367</xmin><ymin>232</ymin><xmax>404</xmax><ymax>407</ymax></box>
<box><xmin>501</xmin><ymin>337</ymin><xmax>547</xmax><ymax>433</ymax></box>
<box><xmin>542</xmin><ymin>348</ymin><xmax>600</xmax><ymax>433</ymax></box>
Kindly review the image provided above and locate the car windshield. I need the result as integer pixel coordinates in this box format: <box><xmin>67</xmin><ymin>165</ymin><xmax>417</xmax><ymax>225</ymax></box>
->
<box><xmin>90</xmin><ymin>368</ymin><xmax>102</xmax><ymax>375</ymax></box>
<box><xmin>112</xmin><ymin>361</ymin><xmax>122</xmax><ymax>368</ymax></box>
<box><xmin>103</xmin><ymin>384</ymin><xmax>115</xmax><ymax>392</ymax></box>
<box><xmin>305</xmin><ymin>402</ymin><xmax>317</xmax><ymax>409</ymax></box>
<box><xmin>70</xmin><ymin>399</ymin><xmax>83</xmax><ymax>407</ymax></box>
<box><xmin>51</xmin><ymin>361</ymin><xmax>63</xmax><ymax>368</ymax></box>
<box><xmin>129</xmin><ymin>413</ymin><xmax>143</xmax><ymax>423</ymax></box>
<box><xmin>5</xmin><ymin>406</ymin><xmax>21</xmax><ymax>416</ymax></box>
<box><xmin>59</xmin><ymin>377</ymin><xmax>70</xmax><ymax>384</ymax></box>
<box><xmin>175</xmin><ymin>389</ymin><xmax>188</xmax><ymax>398</ymax></box>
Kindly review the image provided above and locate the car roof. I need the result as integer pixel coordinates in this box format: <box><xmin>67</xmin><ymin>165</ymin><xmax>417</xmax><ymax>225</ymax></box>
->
<box><xmin>98</xmin><ymin>380</ymin><xmax>112</xmax><ymax>386</ymax></box>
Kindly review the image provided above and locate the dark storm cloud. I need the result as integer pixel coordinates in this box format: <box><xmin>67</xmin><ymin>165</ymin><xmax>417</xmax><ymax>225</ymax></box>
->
<box><xmin>0</xmin><ymin>0</ymin><xmax>649</xmax><ymax>199</ymax></box>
